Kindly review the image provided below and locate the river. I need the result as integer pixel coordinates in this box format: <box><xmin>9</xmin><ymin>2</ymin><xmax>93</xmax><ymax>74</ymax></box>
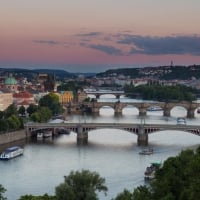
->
<box><xmin>1</xmin><ymin>96</ymin><xmax>200</xmax><ymax>200</ymax></box>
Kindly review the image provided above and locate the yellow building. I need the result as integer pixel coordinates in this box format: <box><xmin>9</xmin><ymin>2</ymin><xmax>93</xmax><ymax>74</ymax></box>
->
<box><xmin>60</xmin><ymin>91</ymin><xmax>73</xmax><ymax>104</ymax></box>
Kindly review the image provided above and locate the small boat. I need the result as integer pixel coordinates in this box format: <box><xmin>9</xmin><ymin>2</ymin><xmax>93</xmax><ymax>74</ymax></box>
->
<box><xmin>139</xmin><ymin>148</ymin><xmax>153</xmax><ymax>155</ymax></box>
<box><xmin>147</xmin><ymin>106</ymin><xmax>163</xmax><ymax>112</ymax></box>
<box><xmin>144</xmin><ymin>162</ymin><xmax>162</xmax><ymax>181</ymax></box>
<box><xmin>176</xmin><ymin>117</ymin><xmax>186</xmax><ymax>125</ymax></box>
<box><xmin>43</xmin><ymin>131</ymin><xmax>52</xmax><ymax>138</ymax></box>
<box><xmin>37</xmin><ymin>132</ymin><xmax>43</xmax><ymax>139</ymax></box>
<box><xmin>0</xmin><ymin>146</ymin><xmax>24</xmax><ymax>160</ymax></box>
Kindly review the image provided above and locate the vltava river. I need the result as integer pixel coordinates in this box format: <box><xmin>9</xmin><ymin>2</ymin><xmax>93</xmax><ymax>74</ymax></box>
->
<box><xmin>1</xmin><ymin>97</ymin><xmax>200</xmax><ymax>200</ymax></box>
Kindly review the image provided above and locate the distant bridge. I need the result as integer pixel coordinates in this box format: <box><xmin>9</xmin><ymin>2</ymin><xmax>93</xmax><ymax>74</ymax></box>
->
<box><xmin>25</xmin><ymin>122</ymin><xmax>200</xmax><ymax>146</ymax></box>
<box><xmin>85</xmin><ymin>90</ymin><xmax>124</xmax><ymax>99</ymax></box>
<box><xmin>70</xmin><ymin>101</ymin><xmax>200</xmax><ymax>118</ymax></box>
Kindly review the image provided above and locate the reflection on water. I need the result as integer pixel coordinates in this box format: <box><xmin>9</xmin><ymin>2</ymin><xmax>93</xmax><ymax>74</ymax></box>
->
<box><xmin>1</xmin><ymin>98</ymin><xmax>200</xmax><ymax>200</ymax></box>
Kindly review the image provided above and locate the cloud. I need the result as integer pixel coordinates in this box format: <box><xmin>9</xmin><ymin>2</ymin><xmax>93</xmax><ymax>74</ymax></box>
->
<box><xmin>117</xmin><ymin>35</ymin><xmax>200</xmax><ymax>55</ymax></box>
<box><xmin>76</xmin><ymin>32</ymin><xmax>102</xmax><ymax>37</ymax></box>
<box><xmin>33</xmin><ymin>40</ymin><xmax>60</xmax><ymax>46</ymax></box>
<box><xmin>86</xmin><ymin>44</ymin><xmax>124</xmax><ymax>56</ymax></box>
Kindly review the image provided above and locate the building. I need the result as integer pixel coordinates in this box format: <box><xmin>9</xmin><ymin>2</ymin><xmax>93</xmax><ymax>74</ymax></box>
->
<box><xmin>13</xmin><ymin>91</ymin><xmax>35</xmax><ymax>108</ymax></box>
<box><xmin>0</xmin><ymin>75</ymin><xmax>18</xmax><ymax>92</ymax></box>
<box><xmin>60</xmin><ymin>91</ymin><xmax>74</xmax><ymax>104</ymax></box>
<box><xmin>0</xmin><ymin>92</ymin><xmax>13</xmax><ymax>111</ymax></box>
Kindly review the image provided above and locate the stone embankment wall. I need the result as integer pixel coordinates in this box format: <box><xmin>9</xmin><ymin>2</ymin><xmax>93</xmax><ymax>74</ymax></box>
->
<box><xmin>0</xmin><ymin>130</ymin><xmax>28</xmax><ymax>145</ymax></box>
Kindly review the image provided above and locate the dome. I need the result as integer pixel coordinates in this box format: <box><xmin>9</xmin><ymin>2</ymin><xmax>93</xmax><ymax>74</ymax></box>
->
<box><xmin>5</xmin><ymin>77</ymin><xmax>17</xmax><ymax>85</ymax></box>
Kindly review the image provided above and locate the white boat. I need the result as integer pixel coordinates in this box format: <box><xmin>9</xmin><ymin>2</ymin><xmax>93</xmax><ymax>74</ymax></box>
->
<box><xmin>147</xmin><ymin>106</ymin><xmax>163</xmax><ymax>112</ymax></box>
<box><xmin>176</xmin><ymin>117</ymin><xmax>186</xmax><ymax>125</ymax></box>
<box><xmin>139</xmin><ymin>148</ymin><xmax>153</xmax><ymax>155</ymax></box>
<box><xmin>37</xmin><ymin>132</ymin><xmax>43</xmax><ymax>139</ymax></box>
<box><xmin>43</xmin><ymin>131</ymin><xmax>52</xmax><ymax>138</ymax></box>
<box><xmin>0</xmin><ymin>146</ymin><xmax>24</xmax><ymax>160</ymax></box>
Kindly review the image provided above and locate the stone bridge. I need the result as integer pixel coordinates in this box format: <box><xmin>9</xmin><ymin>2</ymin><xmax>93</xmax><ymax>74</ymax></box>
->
<box><xmin>75</xmin><ymin>101</ymin><xmax>200</xmax><ymax>118</ymax></box>
<box><xmin>85</xmin><ymin>90</ymin><xmax>124</xmax><ymax>99</ymax></box>
<box><xmin>25</xmin><ymin>122</ymin><xmax>200</xmax><ymax>146</ymax></box>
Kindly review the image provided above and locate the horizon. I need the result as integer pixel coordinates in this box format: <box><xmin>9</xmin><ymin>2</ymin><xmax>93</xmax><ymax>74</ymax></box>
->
<box><xmin>1</xmin><ymin>1</ymin><xmax>200</xmax><ymax>72</ymax></box>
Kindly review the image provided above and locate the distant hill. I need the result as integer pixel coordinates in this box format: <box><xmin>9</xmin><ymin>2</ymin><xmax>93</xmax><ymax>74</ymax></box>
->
<box><xmin>0</xmin><ymin>68</ymin><xmax>75</xmax><ymax>80</ymax></box>
<box><xmin>96</xmin><ymin>65</ymin><xmax>200</xmax><ymax>80</ymax></box>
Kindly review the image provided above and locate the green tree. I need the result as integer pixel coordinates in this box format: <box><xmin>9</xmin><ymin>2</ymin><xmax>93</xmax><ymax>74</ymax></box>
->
<box><xmin>19</xmin><ymin>194</ymin><xmax>55</xmax><ymax>200</ymax></box>
<box><xmin>39</xmin><ymin>93</ymin><xmax>62</xmax><ymax>115</ymax></box>
<box><xmin>0</xmin><ymin>120</ymin><xmax>8</xmax><ymax>133</ymax></box>
<box><xmin>5</xmin><ymin>104</ymin><xmax>18</xmax><ymax>118</ymax></box>
<box><xmin>55</xmin><ymin>170</ymin><xmax>108</xmax><ymax>200</ymax></box>
<box><xmin>112</xmin><ymin>189</ymin><xmax>133</xmax><ymax>200</ymax></box>
<box><xmin>0</xmin><ymin>184</ymin><xmax>7</xmax><ymax>200</ymax></box>
<box><xmin>27</xmin><ymin>104</ymin><xmax>38</xmax><ymax>117</ymax></box>
<box><xmin>18</xmin><ymin>105</ymin><xmax>26</xmax><ymax>116</ymax></box>
<box><xmin>6</xmin><ymin>114</ymin><xmax>21</xmax><ymax>130</ymax></box>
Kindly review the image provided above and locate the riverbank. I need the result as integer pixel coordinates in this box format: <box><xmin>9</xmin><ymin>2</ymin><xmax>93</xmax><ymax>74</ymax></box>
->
<box><xmin>0</xmin><ymin>130</ymin><xmax>28</xmax><ymax>145</ymax></box>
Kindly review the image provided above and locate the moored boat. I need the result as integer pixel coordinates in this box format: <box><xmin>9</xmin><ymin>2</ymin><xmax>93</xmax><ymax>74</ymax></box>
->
<box><xmin>37</xmin><ymin>132</ymin><xmax>43</xmax><ymax>139</ymax></box>
<box><xmin>176</xmin><ymin>117</ymin><xmax>186</xmax><ymax>125</ymax></box>
<box><xmin>139</xmin><ymin>148</ymin><xmax>153</xmax><ymax>155</ymax></box>
<box><xmin>0</xmin><ymin>146</ymin><xmax>24</xmax><ymax>160</ymax></box>
<box><xmin>147</xmin><ymin>106</ymin><xmax>163</xmax><ymax>112</ymax></box>
<box><xmin>144</xmin><ymin>161</ymin><xmax>162</xmax><ymax>181</ymax></box>
<box><xmin>43</xmin><ymin>131</ymin><xmax>52</xmax><ymax>138</ymax></box>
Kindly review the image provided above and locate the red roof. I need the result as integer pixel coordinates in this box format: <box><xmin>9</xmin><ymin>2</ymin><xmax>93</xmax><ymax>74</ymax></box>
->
<box><xmin>13</xmin><ymin>91</ymin><xmax>33</xmax><ymax>98</ymax></box>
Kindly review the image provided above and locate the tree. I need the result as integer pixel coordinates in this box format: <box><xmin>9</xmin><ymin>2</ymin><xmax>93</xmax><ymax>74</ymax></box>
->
<box><xmin>112</xmin><ymin>189</ymin><xmax>133</xmax><ymax>200</ymax></box>
<box><xmin>5</xmin><ymin>104</ymin><xmax>18</xmax><ymax>118</ymax></box>
<box><xmin>18</xmin><ymin>105</ymin><xmax>26</xmax><ymax>116</ymax></box>
<box><xmin>39</xmin><ymin>93</ymin><xmax>62</xmax><ymax>115</ymax></box>
<box><xmin>55</xmin><ymin>170</ymin><xmax>108</xmax><ymax>200</ymax></box>
<box><xmin>19</xmin><ymin>194</ymin><xmax>55</xmax><ymax>200</ymax></box>
<box><xmin>27</xmin><ymin>104</ymin><xmax>38</xmax><ymax>117</ymax></box>
<box><xmin>0</xmin><ymin>184</ymin><xmax>7</xmax><ymax>200</ymax></box>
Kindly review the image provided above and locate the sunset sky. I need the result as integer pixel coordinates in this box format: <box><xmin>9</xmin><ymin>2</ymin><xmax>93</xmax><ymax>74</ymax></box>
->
<box><xmin>1</xmin><ymin>0</ymin><xmax>200</xmax><ymax>72</ymax></box>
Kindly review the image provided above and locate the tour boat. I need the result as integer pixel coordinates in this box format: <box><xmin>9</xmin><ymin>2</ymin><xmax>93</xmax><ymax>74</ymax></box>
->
<box><xmin>144</xmin><ymin>162</ymin><xmax>162</xmax><ymax>181</ymax></box>
<box><xmin>139</xmin><ymin>148</ymin><xmax>153</xmax><ymax>155</ymax></box>
<box><xmin>0</xmin><ymin>146</ymin><xmax>24</xmax><ymax>160</ymax></box>
<box><xmin>176</xmin><ymin>117</ymin><xmax>186</xmax><ymax>125</ymax></box>
<box><xmin>147</xmin><ymin>106</ymin><xmax>163</xmax><ymax>112</ymax></box>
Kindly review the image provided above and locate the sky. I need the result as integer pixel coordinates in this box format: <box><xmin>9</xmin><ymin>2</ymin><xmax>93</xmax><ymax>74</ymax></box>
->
<box><xmin>1</xmin><ymin>0</ymin><xmax>200</xmax><ymax>72</ymax></box>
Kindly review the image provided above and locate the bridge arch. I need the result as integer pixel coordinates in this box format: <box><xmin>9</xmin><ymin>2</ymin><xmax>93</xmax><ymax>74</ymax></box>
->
<box><xmin>122</xmin><ymin>105</ymin><xmax>139</xmax><ymax>116</ymax></box>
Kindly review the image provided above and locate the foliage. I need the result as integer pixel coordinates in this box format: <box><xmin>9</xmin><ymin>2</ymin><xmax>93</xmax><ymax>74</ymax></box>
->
<box><xmin>55</xmin><ymin>170</ymin><xmax>108</xmax><ymax>200</ymax></box>
<box><xmin>19</xmin><ymin>194</ymin><xmax>56</xmax><ymax>200</ymax></box>
<box><xmin>57</xmin><ymin>81</ymin><xmax>84</xmax><ymax>94</ymax></box>
<box><xmin>124</xmin><ymin>84</ymin><xmax>196</xmax><ymax>101</ymax></box>
<box><xmin>39</xmin><ymin>93</ymin><xmax>62</xmax><ymax>115</ymax></box>
<box><xmin>4</xmin><ymin>104</ymin><xmax>18</xmax><ymax>118</ymax></box>
<box><xmin>0</xmin><ymin>184</ymin><xmax>7</xmax><ymax>200</ymax></box>
<box><xmin>123</xmin><ymin>147</ymin><xmax>200</xmax><ymax>200</ymax></box>
<box><xmin>6</xmin><ymin>114</ymin><xmax>21</xmax><ymax>130</ymax></box>
<box><xmin>18</xmin><ymin>105</ymin><xmax>26</xmax><ymax>116</ymax></box>
<box><xmin>30</xmin><ymin>107</ymin><xmax>52</xmax><ymax>123</ymax></box>
<box><xmin>27</xmin><ymin>104</ymin><xmax>38</xmax><ymax>116</ymax></box>
<box><xmin>112</xmin><ymin>189</ymin><xmax>134</xmax><ymax>200</ymax></box>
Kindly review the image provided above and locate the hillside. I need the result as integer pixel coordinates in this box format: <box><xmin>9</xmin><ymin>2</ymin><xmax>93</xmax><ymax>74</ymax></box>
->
<box><xmin>96</xmin><ymin>65</ymin><xmax>200</xmax><ymax>80</ymax></box>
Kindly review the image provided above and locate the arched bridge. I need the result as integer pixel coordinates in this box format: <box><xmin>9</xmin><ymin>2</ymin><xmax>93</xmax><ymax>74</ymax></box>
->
<box><xmin>85</xmin><ymin>90</ymin><xmax>124</xmax><ymax>99</ymax></box>
<box><xmin>25</xmin><ymin>122</ymin><xmax>200</xmax><ymax>146</ymax></box>
<box><xmin>79</xmin><ymin>101</ymin><xmax>200</xmax><ymax>118</ymax></box>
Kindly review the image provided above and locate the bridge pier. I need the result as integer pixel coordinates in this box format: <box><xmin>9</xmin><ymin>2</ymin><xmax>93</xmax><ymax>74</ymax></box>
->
<box><xmin>137</xmin><ymin>125</ymin><xmax>148</xmax><ymax>146</ymax></box>
<box><xmin>76</xmin><ymin>125</ymin><xmax>88</xmax><ymax>145</ymax></box>
<box><xmin>163</xmin><ymin>108</ymin><xmax>171</xmax><ymax>117</ymax></box>
<box><xmin>187</xmin><ymin>109</ymin><xmax>195</xmax><ymax>119</ymax></box>
<box><xmin>139</xmin><ymin>108</ymin><xmax>147</xmax><ymax>117</ymax></box>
